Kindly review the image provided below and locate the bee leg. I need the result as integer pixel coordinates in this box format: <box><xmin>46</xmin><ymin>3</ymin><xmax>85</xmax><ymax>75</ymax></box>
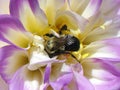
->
<box><xmin>44</xmin><ymin>33</ymin><xmax>55</xmax><ymax>37</ymax></box>
<box><xmin>44</xmin><ymin>30</ymin><xmax>60</xmax><ymax>38</ymax></box>
<box><xmin>70</xmin><ymin>54</ymin><xmax>77</xmax><ymax>60</ymax></box>
<box><xmin>64</xmin><ymin>52</ymin><xmax>79</xmax><ymax>62</ymax></box>
<box><xmin>59</xmin><ymin>24</ymin><xmax>68</xmax><ymax>34</ymax></box>
<box><xmin>44</xmin><ymin>48</ymin><xmax>54</xmax><ymax>58</ymax></box>
<box><xmin>46</xmin><ymin>51</ymin><xmax>62</xmax><ymax>58</ymax></box>
<box><xmin>61</xmin><ymin>25</ymin><xmax>67</xmax><ymax>30</ymax></box>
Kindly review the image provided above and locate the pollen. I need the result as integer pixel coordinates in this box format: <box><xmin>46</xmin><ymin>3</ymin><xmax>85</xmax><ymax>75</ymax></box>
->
<box><xmin>82</xmin><ymin>53</ymin><xmax>90</xmax><ymax>59</ymax></box>
<box><xmin>100</xmin><ymin>25</ymin><xmax>105</xmax><ymax>30</ymax></box>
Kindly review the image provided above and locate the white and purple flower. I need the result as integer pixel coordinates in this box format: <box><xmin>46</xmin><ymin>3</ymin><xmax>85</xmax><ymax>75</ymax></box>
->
<box><xmin>0</xmin><ymin>0</ymin><xmax>120</xmax><ymax>90</ymax></box>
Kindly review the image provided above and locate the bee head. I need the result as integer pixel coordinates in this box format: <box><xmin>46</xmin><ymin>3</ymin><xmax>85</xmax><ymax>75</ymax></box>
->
<box><xmin>64</xmin><ymin>35</ymin><xmax>80</xmax><ymax>51</ymax></box>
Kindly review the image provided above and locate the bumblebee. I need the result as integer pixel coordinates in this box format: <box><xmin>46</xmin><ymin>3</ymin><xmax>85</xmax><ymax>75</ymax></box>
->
<box><xmin>44</xmin><ymin>33</ymin><xmax>80</xmax><ymax>58</ymax></box>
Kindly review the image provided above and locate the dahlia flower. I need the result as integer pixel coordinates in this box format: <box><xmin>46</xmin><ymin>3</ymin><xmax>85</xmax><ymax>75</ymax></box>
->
<box><xmin>0</xmin><ymin>0</ymin><xmax>120</xmax><ymax>90</ymax></box>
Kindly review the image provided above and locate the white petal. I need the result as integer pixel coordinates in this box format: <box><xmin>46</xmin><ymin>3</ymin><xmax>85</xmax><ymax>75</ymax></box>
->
<box><xmin>9</xmin><ymin>65</ymin><xmax>42</xmax><ymax>90</ymax></box>
<box><xmin>82</xmin><ymin>0</ymin><xmax>102</xmax><ymax>19</ymax></box>
<box><xmin>0</xmin><ymin>76</ymin><xmax>8</xmax><ymax>90</ymax></box>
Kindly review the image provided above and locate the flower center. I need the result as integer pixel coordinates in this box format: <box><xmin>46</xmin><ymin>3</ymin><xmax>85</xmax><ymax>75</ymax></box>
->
<box><xmin>28</xmin><ymin>24</ymin><xmax>82</xmax><ymax>70</ymax></box>
<box><xmin>42</xmin><ymin>25</ymin><xmax>82</xmax><ymax>61</ymax></box>
<box><xmin>44</xmin><ymin>33</ymin><xmax>80</xmax><ymax>57</ymax></box>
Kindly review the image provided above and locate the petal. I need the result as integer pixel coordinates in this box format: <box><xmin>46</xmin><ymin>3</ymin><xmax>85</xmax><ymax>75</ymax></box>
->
<box><xmin>42</xmin><ymin>63</ymin><xmax>94</xmax><ymax>90</ymax></box>
<box><xmin>9</xmin><ymin>65</ymin><xmax>43</xmax><ymax>90</ymax></box>
<box><xmin>83</xmin><ymin>16</ymin><xmax>120</xmax><ymax>44</ymax></box>
<box><xmin>82</xmin><ymin>38</ymin><xmax>120</xmax><ymax>60</ymax></box>
<box><xmin>49</xmin><ymin>63</ymin><xmax>65</xmax><ymax>81</ymax></box>
<box><xmin>38</xmin><ymin>0</ymin><xmax>65</xmax><ymax>25</ymax></box>
<box><xmin>0</xmin><ymin>41</ymin><xmax>8</xmax><ymax>47</ymax></box>
<box><xmin>10</xmin><ymin>0</ymin><xmax>48</xmax><ymax>35</ymax></box>
<box><xmin>50</xmin><ymin>73</ymin><xmax>73</xmax><ymax>90</ymax></box>
<box><xmin>0</xmin><ymin>45</ymin><xmax>28</xmax><ymax>83</ymax></box>
<box><xmin>44</xmin><ymin>63</ymin><xmax>51</xmax><ymax>83</ymax></box>
<box><xmin>73</xmin><ymin>73</ymin><xmax>94</xmax><ymax>90</ymax></box>
<box><xmin>82</xmin><ymin>59</ymin><xmax>120</xmax><ymax>90</ymax></box>
<box><xmin>56</xmin><ymin>10</ymin><xmax>88</xmax><ymax>32</ymax></box>
<box><xmin>0</xmin><ymin>76</ymin><xmax>8</xmax><ymax>90</ymax></box>
<box><xmin>117</xmin><ymin>8</ymin><xmax>120</xmax><ymax>15</ymax></box>
<box><xmin>41</xmin><ymin>63</ymin><xmax>76</xmax><ymax>90</ymax></box>
<box><xmin>40</xmin><ymin>72</ymin><xmax>73</xmax><ymax>90</ymax></box>
<box><xmin>100</xmin><ymin>0</ymin><xmax>120</xmax><ymax>20</ymax></box>
<box><xmin>0</xmin><ymin>15</ymin><xmax>32</xmax><ymax>48</ymax></box>
<box><xmin>96</xmin><ymin>59</ymin><xmax>120</xmax><ymax>77</ymax></box>
<box><xmin>81</xmin><ymin>12</ymin><xmax>105</xmax><ymax>39</ymax></box>
<box><xmin>39</xmin><ymin>0</ymin><xmax>65</xmax><ymax>11</ymax></box>
<box><xmin>94</xmin><ymin>78</ymin><xmax>120</xmax><ymax>90</ymax></box>
<box><xmin>82</xmin><ymin>0</ymin><xmax>102</xmax><ymax>19</ymax></box>
<box><xmin>0</xmin><ymin>0</ymin><xmax>9</xmax><ymax>14</ymax></box>
<box><xmin>83</xmin><ymin>59</ymin><xmax>116</xmax><ymax>79</ymax></box>
<box><xmin>69</xmin><ymin>0</ymin><xmax>90</xmax><ymax>14</ymax></box>
<box><xmin>72</xmin><ymin>64</ymin><xmax>94</xmax><ymax>90</ymax></box>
